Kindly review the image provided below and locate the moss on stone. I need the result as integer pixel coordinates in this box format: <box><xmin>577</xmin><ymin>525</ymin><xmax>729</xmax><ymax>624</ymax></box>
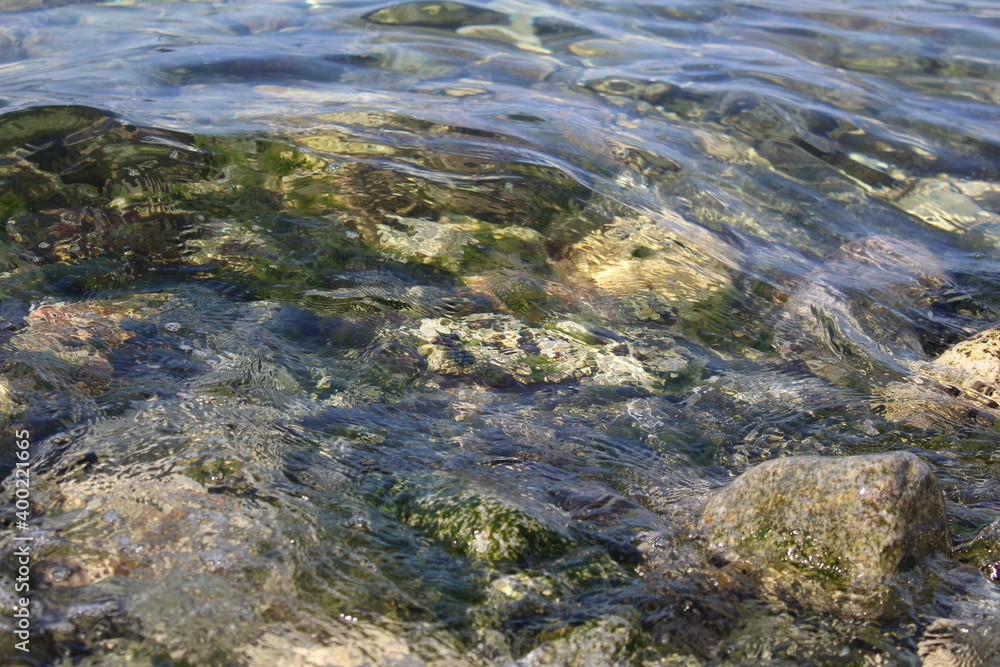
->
<box><xmin>698</xmin><ymin>452</ymin><xmax>951</xmax><ymax>616</ymax></box>
<box><xmin>392</xmin><ymin>475</ymin><xmax>576</xmax><ymax>564</ymax></box>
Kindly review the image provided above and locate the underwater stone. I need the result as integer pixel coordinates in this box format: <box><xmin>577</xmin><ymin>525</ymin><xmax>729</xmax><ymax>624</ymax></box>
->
<box><xmin>918</xmin><ymin>617</ymin><xmax>1000</xmax><ymax>667</ymax></box>
<box><xmin>409</xmin><ymin>313</ymin><xmax>693</xmax><ymax>389</ymax></box>
<box><xmin>553</xmin><ymin>215</ymin><xmax>734</xmax><ymax>327</ymax></box>
<box><xmin>935</xmin><ymin>326</ymin><xmax>1000</xmax><ymax>388</ymax></box>
<box><xmin>957</xmin><ymin>518</ymin><xmax>1000</xmax><ymax>582</ymax></box>
<box><xmin>883</xmin><ymin>325</ymin><xmax>1000</xmax><ymax>429</ymax></box>
<box><xmin>698</xmin><ymin>452</ymin><xmax>951</xmax><ymax>617</ymax></box>
<box><xmin>393</xmin><ymin>476</ymin><xmax>576</xmax><ymax>563</ymax></box>
<box><xmin>513</xmin><ymin>614</ymin><xmax>636</xmax><ymax>667</ymax></box>
<box><xmin>775</xmin><ymin>235</ymin><xmax>958</xmax><ymax>386</ymax></box>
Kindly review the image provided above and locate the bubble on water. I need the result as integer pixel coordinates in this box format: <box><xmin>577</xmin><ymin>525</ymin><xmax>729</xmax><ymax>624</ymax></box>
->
<box><xmin>128</xmin><ymin>168</ymin><xmax>140</xmax><ymax>177</ymax></box>
<box><xmin>169</xmin><ymin>150</ymin><xmax>179</xmax><ymax>159</ymax></box>
<box><xmin>163</xmin><ymin>321</ymin><xmax>182</xmax><ymax>332</ymax></box>
<box><xmin>345</xmin><ymin>230</ymin><xmax>360</xmax><ymax>239</ymax></box>
<box><xmin>37</xmin><ymin>241</ymin><xmax>50</xmax><ymax>249</ymax></box>
<box><xmin>179</xmin><ymin>343</ymin><xmax>193</xmax><ymax>352</ymax></box>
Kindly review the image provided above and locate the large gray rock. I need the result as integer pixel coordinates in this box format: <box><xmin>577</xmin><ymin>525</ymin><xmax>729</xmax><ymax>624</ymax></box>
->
<box><xmin>698</xmin><ymin>452</ymin><xmax>951</xmax><ymax>617</ymax></box>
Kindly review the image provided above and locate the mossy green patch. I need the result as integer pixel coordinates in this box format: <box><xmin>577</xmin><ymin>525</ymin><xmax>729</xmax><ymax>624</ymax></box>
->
<box><xmin>392</xmin><ymin>476</ymin><xmax>576</xmax><ymax>564</ymax></box>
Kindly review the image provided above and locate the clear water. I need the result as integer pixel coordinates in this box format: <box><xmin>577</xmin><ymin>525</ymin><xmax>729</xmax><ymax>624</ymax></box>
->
<box><xmin>0</xmin><ymin>0</ymin><xmax>999</xmax><ymax>664</ymax></box>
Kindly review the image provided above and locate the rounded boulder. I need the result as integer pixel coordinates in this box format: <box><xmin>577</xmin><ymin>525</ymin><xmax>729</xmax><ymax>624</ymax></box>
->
<box><xmin>698</xmin><ymin>452</ymin><xmax>951</xmax><ymax>616</ymax></box>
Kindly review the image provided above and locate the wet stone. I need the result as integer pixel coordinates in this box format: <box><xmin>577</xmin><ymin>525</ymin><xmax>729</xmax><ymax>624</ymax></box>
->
<box><xmin>408</xmin><ymin>313</ymin><xmax>698</xmax><ymax>389</ymax></box>
<box><xmin>935</xmin><ymin>326</ymin><xmax>1000</xmax><ymax>387</ymax></box>
<box><xmin>882</xmin><ymin>325</ymin><xmax>1000</xmax><ymax>429</ymax></box>
<box><xmin>918</xmin><ymin>617</ymin><xmax>1000</xmax><ymax>667</ymax></box>
<box><xmin>392</xmin><ymin>474</ymin><xmax>576</xmax><ymax>563</ymax></box>
<box><xmin>553</xmin><ymin>215</ymin><xmax>735</xmax><ymax>328</ymax></box>
<box><xmin>957</xmin><ymin>518</ymin><xmax>1000</xmax><ymax>582</ymax></box>
<box><xmin>698</xmin><ymin>452</ymin><xmax>951</xmax><ymax>617</ymax></box>
<box><xmin>510</xmin><ymin>614</ymin><xmax>636</xmax><ymax>667</ymax></box>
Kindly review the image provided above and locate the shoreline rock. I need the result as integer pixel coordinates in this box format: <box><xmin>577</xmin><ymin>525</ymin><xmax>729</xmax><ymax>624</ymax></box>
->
<box><xmin>698</xmin><ymin>452</ymin><xmax>951</xmax><ymax>617</ymax></box>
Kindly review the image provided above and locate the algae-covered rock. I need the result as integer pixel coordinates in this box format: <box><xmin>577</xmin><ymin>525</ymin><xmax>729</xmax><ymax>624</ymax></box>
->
<box><xmin>465</xmin><ymin>268</ymin><xmax>550</xmax><ymax>319</ymax></box>
<box><xmin>0</xmin><ymin>105</ymin><xmax>211</xmax><ymax>272</ymax></box>
<box><xmin>957</xmin><ymin>519</ymin><xmax>1000</xmax><ymax>581</ymax></box>
<box><xmin>7</xmin><ymin>204</ymin><xmax>203</xmax><ymax>268</ymax></box>
<box><xmin>698</xmin><ymin>452</ymin><xmax>951</xmax><ymax>616</ymax></box>
<box><xmin>392</xmin><ymin>475</ymin><xmax>576</xmax><ymax>563</ymax></box>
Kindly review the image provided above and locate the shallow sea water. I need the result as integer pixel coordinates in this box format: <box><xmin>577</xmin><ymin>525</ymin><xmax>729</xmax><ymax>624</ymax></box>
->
<box><xmin>0</xmin><ymin>0</ymin><xmax>999</xmax><ymax>664</ymax></box>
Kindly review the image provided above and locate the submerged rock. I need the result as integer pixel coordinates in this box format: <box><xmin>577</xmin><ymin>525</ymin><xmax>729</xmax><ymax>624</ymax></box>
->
<box><xmin>511</xmin><ymin>614</ymin><xmax>636</xmax><ymax>667</ymax></box>
<box><xmin>392</xmin><ymin>474</ymin><xmax>576</xmax><ymax>563</ymax></box>
<box><xmin>698</xmin><ymin>452</ymin><xmax>951</xmax><ymax>617</ymax></box>
<box><xmin>775</xmin><ymin>235</ymin><xmax>971</xmax><ymax>385</ymax></box>
<box><xmin>880</xmin><ymin>325</ymin><xmax>1000</xmax><ymax>429</ymax></box>
<box><xmin>553</xmin><ymin>215</ymin><xmax>734</xmax><ymax>328</ymax></box>
<box><xmin>957</xmin><ymin>518</ymin><xmax>1000</xmax><ymax>582</ymax></box>
<box><xmin>2</xmin><ymin>397</ymin><xmax>302</xmax><ymax>664</ymax></box>
<box><xmin>408</xmin><ymin>313</ymin><xmax>699</xmax><ymax>389</ymax></box>
<box><xmin>918</xmin><ymin>617</ymin><xmax>1000</xmax><ymax>667</ymax></box>
<box><xmin>894</xmin><ymin>176</ymin><xmax>1000</xmax><ymax>245</ymax></box>
<box><xmin>370</xmin><ymin>213</ymin><xmax>549</xmax><ymax>275</ymax></box>
<box><xmin>0</xmin><ymin>105</ymin><xmax>211</xmax><ymax>274</ymax></box>
<box><xmin>7</xmin><ymin>204</ymin><xmax>202</xmax><ymax>268</ymax></box>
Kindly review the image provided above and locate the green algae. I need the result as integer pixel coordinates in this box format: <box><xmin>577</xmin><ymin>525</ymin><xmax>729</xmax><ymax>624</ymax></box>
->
<box><xmin>391</xmin><ymin>475</ymin><xmax>577</xmax><ymax>564</ymax></box>
<box><xmin>955</xmin><ymin>518</ymin><xmax>1000</xmax><ymax>580</ymax></box>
